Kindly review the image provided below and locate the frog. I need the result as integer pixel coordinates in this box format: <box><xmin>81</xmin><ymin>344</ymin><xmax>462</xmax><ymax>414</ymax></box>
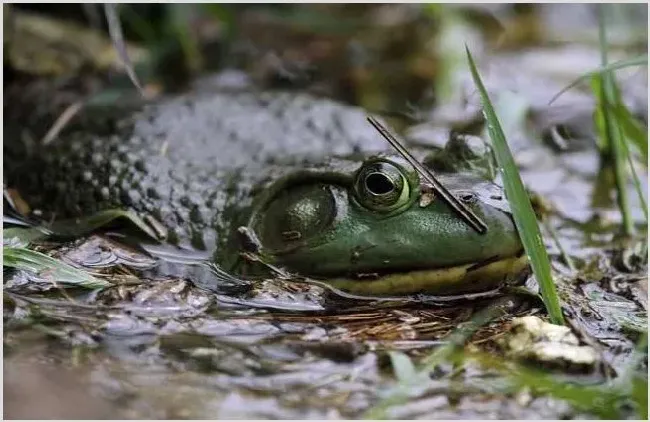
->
<box><xmin>3</xmin><ymin>89</ymin><xmax>527</xmax><ymax>296</ymax></box>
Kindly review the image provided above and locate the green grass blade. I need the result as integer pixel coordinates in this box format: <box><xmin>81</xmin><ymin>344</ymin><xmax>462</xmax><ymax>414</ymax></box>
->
<box><xmin>363</xmin><ymin>296</ymin><xmax>514</xmax><ymax>419</ymax></box>
<box><xmin>618</xmin><ymin>128</ymin><xmax>648</xmax><ymax>221</ymax></box>
<box><xmin>594</xmin><ymin>5</ymin><xmax>634</xmax><ymax>236</ymax></box>
<box><xmin>465</xmin><ymin>46</ymin><xmax>564</xmax><ymax>325</ymax></box>
<box><xmin>117</xmin><ymin>5</ymin><xmax>158</xmax><ymax>45</ymax></box>
<box><xmin>3</xmin><ymin>247</ymin><xmax>109</xmax><ymax>289</ymax></box>
<box><xmin>4</xmin><ymin>209</ymin><xmax>162</xmax><ymax>250</ymax></box>
<box><xmin>543</xmin><ymin>219</ymin><xmax>577</xmax><ymax>272</ymax></box>
<box><xmin>632</xmin><ymin>376</ymin><xmax>649</xmax><ymax>420</ymax></box>
<box><xmin>467</xmin><ymin>350</ymin><xmax>635</xmax><ymax>419</ymax></box>
<box><xmin>591</xmin><ymin>76</ymin><xmax>610</xmax><ymax>152</ymax></box>
<box><xmin>615</xmin><ymin>333</ymin><xmax>648</xmax><ymax>418</ymax></box>
<box><xmin>608</xmin><ymin>99</ymin><xmax>649</xmax><ymax>222</ymax></box>
<box><xmin>167</xmin><ymin>4</ymin><xmax>203</xmax><ymax>73</ymax></box>
<box><xmin>3</xmin><ymin>227</ymin><xmax>49</xmax><ymax>247</ymax></box>
<box><xmin>104</xmin><ymin>3</ymin><xmax>145</xmax><ymax>95</ymax></box>
<box><xmin>422</xmin><ymin>296</ymin><xmax>512</xmax><ymax>368</ymax></box>
<box><xmin>367</xmin><ymin>331</ymin><xmax>642</xmax><ymax>419</ymax></box>
<box><xmin>200</xmin><ymin>4</ymin><xmax>236</xmax><ymax>39</ymax></box>
<box><xmin>548</xmin><ymin>54</ymin><xmax>648</xmax><ymax>105</ymax></box>
<box><xmin>610</xmin><ymin>102</ymin><xmax>648</xmax><ymax>165</ymax></box>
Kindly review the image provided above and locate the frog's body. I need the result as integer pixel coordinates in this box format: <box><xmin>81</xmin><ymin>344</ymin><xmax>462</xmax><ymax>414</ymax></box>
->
<box><xmin>5</xmin><ymin>91</ymin><xmax>386</xmax><ymax>248</ymax></box>
<box><xmin>4</xmin><ymin>90</ymin><xmax>527</xmax><ymax>295</ymax></box>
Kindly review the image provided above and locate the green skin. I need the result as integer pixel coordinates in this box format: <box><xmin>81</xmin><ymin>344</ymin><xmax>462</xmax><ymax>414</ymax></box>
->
<box><xmin>5</xmin><ymin>90</ymin><xmax>525</xmax><ymax>295</ymax></box>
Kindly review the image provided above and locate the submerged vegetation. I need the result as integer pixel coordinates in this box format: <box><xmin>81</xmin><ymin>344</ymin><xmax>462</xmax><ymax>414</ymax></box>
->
<box><xmin>3</xmin><ymin>246</ymin><xmax>108</xmax><ymax>289</ymax></box>
<box><xmin>3</xmin><ymin>3</ymin><xmax>648</xmax><ymax>419</ymax></box>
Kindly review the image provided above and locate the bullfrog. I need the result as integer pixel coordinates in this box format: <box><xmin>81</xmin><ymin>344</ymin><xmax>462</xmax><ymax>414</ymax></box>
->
<box><xmin>4</xmin><ymin>89</ymin><xmax>527</xmax><ymax>296</ymax></box>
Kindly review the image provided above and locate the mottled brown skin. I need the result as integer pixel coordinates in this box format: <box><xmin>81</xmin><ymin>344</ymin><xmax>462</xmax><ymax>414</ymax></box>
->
<box><xmin>4</xmin><ymin>90</ymin><xmax>389</xmax><ymax>252</ymax></box>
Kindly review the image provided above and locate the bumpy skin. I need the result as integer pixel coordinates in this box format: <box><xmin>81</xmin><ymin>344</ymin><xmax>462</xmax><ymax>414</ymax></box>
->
<box><xmin>4</xmin><ymin>90</ymin><xmax>388</xmax><ymax>252</ymax></box>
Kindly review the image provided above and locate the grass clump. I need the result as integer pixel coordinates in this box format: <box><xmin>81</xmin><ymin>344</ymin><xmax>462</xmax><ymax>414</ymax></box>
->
<box><xmin>591</xmin><ymin>4</ymin><xmax>647</xmax><ymax>233</ymax></box>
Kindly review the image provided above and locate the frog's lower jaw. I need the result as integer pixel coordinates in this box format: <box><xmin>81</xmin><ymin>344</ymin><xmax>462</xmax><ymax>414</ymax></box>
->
<box><xmin>324</xmin><ymin>253</ymin><xmax>529</xmax><ymax>296</ymax></box>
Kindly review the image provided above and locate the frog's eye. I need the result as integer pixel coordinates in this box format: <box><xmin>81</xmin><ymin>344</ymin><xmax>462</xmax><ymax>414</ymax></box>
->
<box><xmin>354</xmin><ymin>161</ymin><xmax>411</xmax><ymax>212</ymax></box>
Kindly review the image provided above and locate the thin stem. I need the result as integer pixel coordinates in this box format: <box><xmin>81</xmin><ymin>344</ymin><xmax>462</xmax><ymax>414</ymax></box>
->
<box><xmin>597</xmin><ymin>4</ymin><xmax>634</xmax><ymax>236</ymax></box>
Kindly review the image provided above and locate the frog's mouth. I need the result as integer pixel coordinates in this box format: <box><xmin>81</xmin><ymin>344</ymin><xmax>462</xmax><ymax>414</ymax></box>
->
<box><xmin>322</xmin><ymin>251</ymin><xmax>529</xmax><ymax>296</ymax></box>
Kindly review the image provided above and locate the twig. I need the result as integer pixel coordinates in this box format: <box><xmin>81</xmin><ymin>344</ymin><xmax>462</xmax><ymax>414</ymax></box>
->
<box><xmin>366</xmin><ymin>116</ymin><xmax>488</xmax><ymax>234</ymax></box>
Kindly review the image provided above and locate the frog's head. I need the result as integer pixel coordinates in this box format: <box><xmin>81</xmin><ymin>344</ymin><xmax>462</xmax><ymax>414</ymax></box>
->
<box><xmin>245</xmin><ymin>155</ymin><xmax>527</xmax><ymax>296</ymax></box>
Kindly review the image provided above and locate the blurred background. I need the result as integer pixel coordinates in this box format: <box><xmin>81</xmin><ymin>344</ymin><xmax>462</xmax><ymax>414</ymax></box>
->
<box><xmin>4</xmin><ymin>3</ymin><xmax>647</xmax><ymax>115</ymax></box>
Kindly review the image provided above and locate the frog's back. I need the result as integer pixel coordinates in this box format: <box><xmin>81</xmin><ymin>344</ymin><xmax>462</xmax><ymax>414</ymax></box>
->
<box><xmin>5</xmin><ymin>90</ymin><xmax>386</xmax><ymax>249</ymax></box>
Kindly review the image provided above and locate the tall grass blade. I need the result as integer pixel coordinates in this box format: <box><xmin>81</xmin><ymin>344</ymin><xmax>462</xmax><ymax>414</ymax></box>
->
<box><xmin>549</xmin><ymin>55</ymin><xmax>648</xmax><ymax>105</ymax></box>
<box><xmin>543</xmin><ymin>219</ymin><xmax>577</xmax><ymax>272</ymax></box>
<box><xmin>201</xmin><ymin>4</ymin><xmax>236</xmax><ymax>39</ymax></box>
<box><xmin>167</xmin><ymin>4</ymin><xmax>203</xmax><ymax>73</ymax></box>
<box><xmin>619</xmin><ymin>130</ymin><xmax>648</xmax><ymax>221</ymax></box>
<box><xmin>118</xmin><ymin>5</ymin><xmax>158</xmax><ymax>44</ymax></box>
<box><xmin>465</xmin><ymin>46</ymin><xmax>564</xmax><ymax>325</ymax></box>
<box><xmin>610</xmin><ymin>102</ymin><xmax>648</xmax><ymax>165</ymax></box>
<box><xmin>595</xmin><ymin>4</ymin><xmax>634</xmax><ymax>236</ymax></box>
<box><xmin>4</xmin><ymin>209</ymin><xmax>162</xmax><ymax>246</ymax></box>
<box><xmin>104</xmin><ymin>3</ymin><xmax>145</xmax><ymax>96</ymax></box>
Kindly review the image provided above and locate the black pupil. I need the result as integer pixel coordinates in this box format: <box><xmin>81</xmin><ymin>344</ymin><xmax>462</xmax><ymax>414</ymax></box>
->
<box><xmin>365</xmin><ymin>173</ymin><xmax>394</xmax><ymax>195</ymax></box>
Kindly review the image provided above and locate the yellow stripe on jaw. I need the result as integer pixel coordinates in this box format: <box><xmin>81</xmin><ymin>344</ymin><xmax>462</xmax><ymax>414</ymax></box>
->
<box><xmin>324</xmin><ymin>254</ymin><xmax>530</xmax><ymax>296</ymax></box>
